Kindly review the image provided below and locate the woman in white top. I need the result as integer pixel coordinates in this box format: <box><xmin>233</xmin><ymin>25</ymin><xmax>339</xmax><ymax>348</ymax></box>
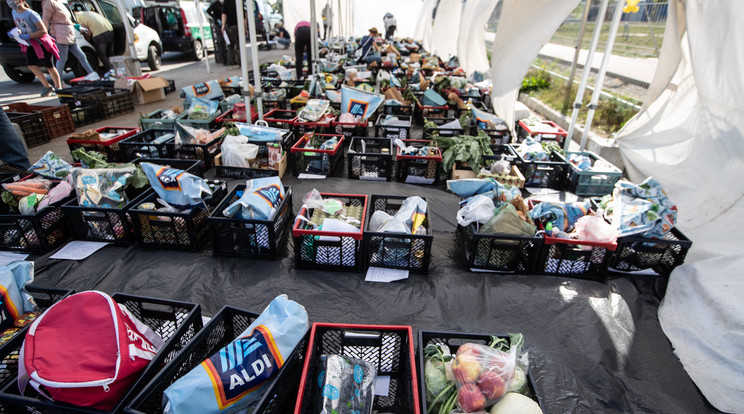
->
<box><xmin>42</xmin><ymin>0</ymin><xmax>96</xmax><ymax>83</ymax></box>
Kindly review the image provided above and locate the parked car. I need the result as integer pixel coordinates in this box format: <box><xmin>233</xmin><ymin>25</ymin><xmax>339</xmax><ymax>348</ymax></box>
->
<box><xmin>138</xmin><ymin>0</ymin><xmax>214</xmax><ymax>61</ymax></box>
<box><xmin>0</xmin><ymin>0</ymin><xmax>162</xmax><ymax>83</ymax></box>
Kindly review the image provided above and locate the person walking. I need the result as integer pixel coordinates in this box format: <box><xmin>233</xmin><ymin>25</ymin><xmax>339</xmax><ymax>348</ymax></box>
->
<box><xmin>274</xmin><ymin>22</ymin><xmax>290</xmax><ymax>49</ymax></box>
<box><xmin>42</xmin><ymin>0</ymin><xmax>95</xmax><ymax>83</ymax></box>
<box><xmin>220</xmin><ymin>0</ymin><xmax>243</xmax><ymax>67</ymax></box>
<box><xmin>294</xmin><ymin>20</ymin><xmax>311</xmax><ymax>79</ymax></box>
<box><xmin>7</xmin><ymin>0</ymin><xmax>61</xmax><ymax>96</ymax></box>
<box><xmin>73</xmin><ymin>9</ymin><xmax>114</xmax><ymax>73</ymax></box>
<box><xmin>321</xmin><ymin>2</ymin><xmax>332</xmax><ymax>41</ymax></box>
<box><xmin>383</xmin><ymin>12</ymin><xmax>396</xmax><ymax>40</ymax></box>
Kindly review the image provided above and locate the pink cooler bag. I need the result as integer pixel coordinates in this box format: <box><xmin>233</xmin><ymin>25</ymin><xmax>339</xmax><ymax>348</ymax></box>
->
<box><xmin>18</xmin><ymin>291</ymin><xmax>165</xmax><ymax>411</ymax></box>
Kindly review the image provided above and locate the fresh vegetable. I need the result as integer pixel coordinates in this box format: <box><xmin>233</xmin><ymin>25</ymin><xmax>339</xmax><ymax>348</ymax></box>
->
<box><xmin>438</xmin><ymin>131</ymin><xmax>493</xmax><ymax>173</ymax></box>
<box><xmin>424</xmin><ymin>358</ymin><xmax>448</xmax><ymax>402</ymax></box>
<box><xmin>507</xmin><ymin>367</ymin><xmax>529</xmax><ymax>395</ymax></box>
<box><xmin>489</xmin><ymin>392</ymin><xmax>542</xmax><ymax>414</ymax></box>
<box><xmin>1</xmin><ymin>179</ymin><xmax>52</xmax><ymax>198</ymax></box>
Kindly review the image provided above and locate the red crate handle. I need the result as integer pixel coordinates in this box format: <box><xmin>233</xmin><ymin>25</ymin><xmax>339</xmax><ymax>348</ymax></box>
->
<box><xmin>66</xmin><ymin>126</ymin><xmax>139</xmax><ymax>144</ymax></box>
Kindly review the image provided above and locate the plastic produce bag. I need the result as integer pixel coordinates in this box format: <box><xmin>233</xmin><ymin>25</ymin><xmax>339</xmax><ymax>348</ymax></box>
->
<box><xmin>452</xmin><ymin>343</ymin><xmax>517</xmax><ymax>412</ymax></box>
<box><xmin>471</xmin><ymin>107</ymin><xmax>507</xmax><ymax>130</ymax></box>
<box><xmin>610</xmin><ymin>177</ymin><xmax>677</xmax><ymax>238</ymax></box>
<box><xmin>141</xmin><ymin>162</ymin><xmax>212</xmax><ymax>208</ymax></box>
<box><xmin>222</xmin><ymin>177</ymin><xmax>284</xmax><ymax>220</ymax></box>
<box><xmin>163</xmin><ymin>295</ymin><xmax>309</xmax><ymax>414</ymax></box>
<box><xmin>37</xmin><ymin>178</ymin><xmax>72</xmax><ymax>210</ymax></box>
<box><xmin>30</xmin><ymin>152</ymin><xmax>72</xmax><ymax>179</ymax></box>
<box><xmin>174</xmin><ymin>123</ymin><xmax>224</xmax><ymax>146</ymax></box>
<box><xmin>374</xmin><ymin>196</ymin><xmax>427</xmax><ymax>234</ymax></box>
<box><xmin>71</xmin><ymin>167</ymin><xmax>135</xmax><ymax>208</ymax></box>
<box><xmin>220</xmin><ymin>136</ymin><xmax>259</xmax><ymax>168</ymax></box>
<box><xmin>340</xmin><ymin>86</ymin><xmax>384</xmax><ymax>121</ymax></box>
<box><xmin>235</xmin><ymin>121</ymin><xmax>285</xmax><ymax>143</ymax></box>
<box><xmin>314</xmin><ymin>354</ymin><xmax>376</xmax><ymax>414</ymax></box>
<box><xmin>573</xmin><ymin>214</ymin><xmax>617</xmax><ymax>244</ymax></box>
<box><xmin>480</xmin><ymin>203</ymin><xmax>536</xmax><ymax>237</ymax></box>
<box><xmin>325</xmin><ymin>89</ymin><xmax>341</xmax><ymax>103</ymax></box>
<box><xmin>529</xmin><ymin>200</ymin><xmax>591</xmax><ymax>232</ymax></box>
<box><xmin>515</xmin><ymin>138</ymin><xmax>549</xmax><ymax>162</ymax></box>
<box><xmin>188</xmin><ymin>97</ymin><xmax>219</xmax><ymax>119</ymax></box>
<box><xmin>457</xmin><ymin>195</ymin><xmax>495</xmax><ymax>226</ymax></box>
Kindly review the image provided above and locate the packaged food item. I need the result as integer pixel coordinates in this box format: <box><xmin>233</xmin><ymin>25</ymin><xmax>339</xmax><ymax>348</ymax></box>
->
<box><xmin>71</xmin><ymin>167</ymin><xmax>135</xmax><ymax>208</ymax></box>
<box><xmin>162</xmin><ymin>295</ymin><xmax>309</xmax><ymax>414</ymax></box>
<box><xmin>141</xmin><ymin>162</ymin><xmax>212</xmax><ymax>208</ymax></box>
<box><xmin>314</xmin><ymin>354</ymin><xmax>376</xmax><ymax>414</ymax></box>
<box><xmin>222</xmin><ymin>177</ymin><xmax>285</xmax><ymax>220</ymax></box>
<box><xmin>30</xmin><ymin>152</ymin><xmax>73</xmax><ymax>179</ymax></box>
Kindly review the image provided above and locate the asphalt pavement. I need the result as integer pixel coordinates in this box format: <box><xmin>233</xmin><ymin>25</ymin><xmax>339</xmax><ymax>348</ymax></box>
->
<box><xmin>1</xmin><ymin>46</ymin><xmax>290</xmax><ymax>164</ymax></box>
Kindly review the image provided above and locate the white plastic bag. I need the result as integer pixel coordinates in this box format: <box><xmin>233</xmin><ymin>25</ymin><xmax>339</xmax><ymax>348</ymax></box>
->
<box><xmin>573</xmin><ymin>214</ymin><xmax>617</xmax><ymax>245</ymax></box>
<box><xmin>220</xmin><ymin>135</ymin><xmax>259</xmax><ymax>168</ymax></box>
<box><xmin>456</xmin><ymin>195</ymin><xmax>495</xmax><ymax>226</ymax></box>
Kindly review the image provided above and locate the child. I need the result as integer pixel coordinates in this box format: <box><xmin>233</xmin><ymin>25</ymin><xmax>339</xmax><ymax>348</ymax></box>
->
<box><xmin>7</xmin><ymin>0</ymin><xmax>62</xmax><ymax>96</ymax></box>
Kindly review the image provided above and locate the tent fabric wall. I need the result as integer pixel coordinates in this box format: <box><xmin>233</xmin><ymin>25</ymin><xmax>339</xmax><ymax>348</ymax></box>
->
<box><xmin>457</xmin><ymin>0</ymin><xmax>499</xmax><ymax>74</ymax></box>
<box><xmin>415</xmin><ymin>0</ymin><xmax>436</xmax><ymax>48</ymax></box>
<box><xmin>283</xmin><ymin>0</ymin><xmax>324</xmax><ymax>39</ymax></box>
<box><xmin>429</xmin><ymin>0</ymin><xmax>462</xmax><ymax>59</ymax></box>
<box><xmin>350</xmin><ymin>0</ymin><xmax>423</xmax><ymax>38</ymax></box>
<box><xmin>615</xmin><ymin>1</ymin><xmax>744</xmax><ymax>411</ymax></box>
<box><xmin>489</xmin><ymin>0</ymin><xmax>580</xmax><ymax>132</ymax></box>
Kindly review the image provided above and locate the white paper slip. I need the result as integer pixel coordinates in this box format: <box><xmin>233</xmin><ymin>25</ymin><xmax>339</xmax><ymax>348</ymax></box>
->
<box><xmin>365</xmin><ymin>267</ymin><xmax>409</xmax><ymax>283</ymax></box>
<box><xmin>374</xmin><ymin>375</ymin><xmax>391</xmax><ymax>396</ymax></box>
<box><xmin>50</xmin><ymin>241</ymin><xmax>109</xmax><ymax>261</ymax></box>
<box><xmin>0</xmin><ymin>252</ymin><xmax>29</xmax><ymax>266</ymax></box>
<box><xmin>297</xmin><ymin>173</ymin><xmax>327</xmax><ymax>179</ymax></box>
<box><xmin>317</xmin><ymin>219</ymin><xmax>360</xmax><ymax>242</ymax></box>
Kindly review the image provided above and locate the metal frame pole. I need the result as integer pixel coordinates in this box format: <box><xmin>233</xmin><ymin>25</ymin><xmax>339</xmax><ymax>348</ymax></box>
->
<box><xmin>310</xmin><ymin>0</ymin><xmax>319</xmax><ymax>73</ymax></box>
<box><xmin>562</xmin><ymin>0</ymin><xmax>591</xmax><ymax>114</ymax></box>
<box><xmin>580</xmin><ymin>0</ymin><xmax>625</xmax><ymax>149</ymax></box>
<box><xmin>564</xmin><ymin>0</ymin><xmax>610</xmax><ymax>151</ymax></box>
<box><xmin>247</xmin><ymin>0</ymin><xmax>263</xmax><ymax>120</ymax></box>
<box><xmin>194</xmin><ymin>0</ymin><xmax>210</xmax><ymax>73</ymax></box>
<box><xmin>236</xmin><ymin>0</ymin><xmax>251</xmax><ymax>114</ymax></box>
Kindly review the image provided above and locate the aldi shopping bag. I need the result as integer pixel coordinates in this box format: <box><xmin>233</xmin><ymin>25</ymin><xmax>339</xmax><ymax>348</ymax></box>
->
<box><xmin>18</xmin><ymin>291</ymin><xmax>165</xmax><ymax>411</ymax></box>
<box><xmin>0</xmin><ymin>261</ymin><xmax>35</xmax><ymax>333</ymax></box>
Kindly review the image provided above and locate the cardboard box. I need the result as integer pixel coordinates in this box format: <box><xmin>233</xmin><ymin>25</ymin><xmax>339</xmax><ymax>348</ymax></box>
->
<box><xmin>115</xmin><ymin>77</ymin><xmax>169</xmax><ymax>105</ymax></box>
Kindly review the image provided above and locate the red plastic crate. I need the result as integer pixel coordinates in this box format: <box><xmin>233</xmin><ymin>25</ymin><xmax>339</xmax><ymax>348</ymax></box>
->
<box><xmin>294</xmin><ymin>323</ymin><xmax>421</xmax><ymax>414</ymax></box>
<box><xmin>518</xmin><ymin>119</ymin><xmax>567</xmax><ymax>146</ymax></box>
<box><xmin>293</xmin><ymin>113</ymin><xmax>335</xmax><ymax>137</ymax></box>
<box><xmin>263</xmin><ymin>108</ymin><xmax>297</xmax><ymax>129</ymax></box>
<box><xmin>331</xmin><ymin>117</ymin><xmax>370</xmax><ymax>141</ymax></box>
<box><xmin>67</xmin><ymin>126</ymin><xmax>140</xmax><ymax>163</ymax></box>
<box><xmin>4</xmin><ymin>102</ymin><xmax>75</xmax><ymax>138</ymax></box>
<box><xmin>290</xmin><ymin>133</ymin><xmax>345</xmax><ymax>176</ymax></box>
<box><xmin>215</xmin><ymin>106</ymin><xmax>259</xmax><ymax>125</ymax></box>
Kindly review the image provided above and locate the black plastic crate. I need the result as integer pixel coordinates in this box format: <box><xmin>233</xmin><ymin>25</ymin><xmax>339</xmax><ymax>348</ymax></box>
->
<box><xmin>364</xmin><ymin>195</ymin><xmax>433</xmax><ymax>273</ymax></box>
<box><xmin>5</xmin><ymin>111</ymin><xmax>50</xmax><ymax>148</ymax></box>
<box><xmin>332</xmin><ymin>118</ymin><xmax>370</xmax><ymax>141</ymax></box>
<box><xmin>418</xmin><ymin>331</ymin><xmax>541</xmax><ymax>414</ymax></box>
<box><xmin>375</xmin><ymin>114</ymin><xmax>412</xmax><ymax>140</ymax></box>
<box><xmin>167</xmin><ymin>134</ymin><xmax>223</xmax><ymax>170</ymax></box>
<box><xmin>209</xmin><ymin>185</ymin><xmax>293</xmax><ymax>259</ymax></box>
<box><xmin>537</xmin><ymin>236</ymin><xmax>615</xmax><ymax>280</ymax></box>
<box><xmin>62</xmin><ymin>187</ymin><xmax>151</xmax><ymax>245</ymax></box>
<box><xmin>0</xmin><ymin>190</ymin><xmax>73</xmax><ymax>253</ymax></box>
<box><xmin>68</xmin><ymin>127</ymin><xmax>140</xmax><ymax>163</ymax></box>
<box><xmin>456</xmin><ymin>223</ymin><xmax>543</xmax><ymax>273</ymax></box>
<box><xmin>383</xmin><ymin>102</ymin><xmax>414</xmax><ymax>117</ymax></box>
<box><xmin>292</xmin><ymin>193</ymin><xmax>367</xmax><ymax>272</ymax></box>
<box><xmin>4</xmin><ymin>103</ymin><xmax>75</xmax><ymax>139</ymax></box>
<box><xmin>414</xmin><ymin>96</ymin><xmax>448</xmax><ymax>124</ymax></box>
<box><xmin>125</xmin><ymin>306</ymin><xmax>309</xmax><ymax>414</ymax></box>
<box><xmin>290</xmin><ymin>133</ymin><xmax>344</xmax><ymax>177</ymax></box>
<box><xmin>424</xmin><ymin>116</ymin><xmax>467</xmax><ymax>138</ymax></box>
<box><xmin>454</xmin><ymin>98</ymin><xmax>488</xmax><ymax>118</ymax></box>
<box><xmin>164</xmin><ymin>79</ymin><xmax>176</xmax><ymax>94</ymax></box>
<box><xmin>129</xmin><ymin>182</ymin><xmax>226</xmax><ymax>251</ymax></box>
<box><xmin>611</xmin><ymin>227</ymin><xmax>692</xmax><ymax>276</ymax></box>
<box><xmin>510</xmin><ymin>144</ymin><xmax>569</xmax><ymax>189</ymax></box>
<box><xmin>292</xmin><ymin>114</ymin><xmax>335</xmax><ymax>137</ymax></box>
<box><xmin>263</xmin><ymin>108</ymin><xmax>297</xmax><ymax>129</ymax></box>
<box><xmin>347</xmin><ymin>137</ymin><xmax>394</xmax><ymax>181</ymax></box>
<box><xmin>55</xmin><ymin>85</ymin><xmax>102</xmax><ymax>103</ymax></box>
<box><xmin>68</xmin><ymin>100</ymin><xmax>104</xmax><ymax>128</ymax></box>
<box><xmin>120</xmin><ymin>129</ymin><xmax>177</xmax><ymax>161</ymax></box>
<box><xmin>0</xmin><ymin>286</ymin><xmax>74</xmax><ymax>392</ymax></box>
<box><xmin>0</xmin><ymin>293</ymin><xmax>202</xmax><ymax>414</ymax></box>
<box><xmin>473</xmin><ymin>120</ymin><xmax>512</xmax><ymax>145</ymax></box>
<box><xmin>177</xmin><ymin>109</ymin><xmax>223</xmax><ymax>130</ymax></box>
<box><xmin>395</xmin><ymin>140</ymin><xmax>443</xmax><ymax>185</ymax></box>
<box><xmin>215</xmin><ymin>164</ymin><xmax>281</xmax><ymax>180</ymax></box>
<box><xmin>80</xmin><ymin>88</ymin><xmax>135</xmax><ymax>119</ymax></box>
<box><xmin>295</xmin><ymin>323</ymin><xmax>420</xmax><ymax>414</ymax></box>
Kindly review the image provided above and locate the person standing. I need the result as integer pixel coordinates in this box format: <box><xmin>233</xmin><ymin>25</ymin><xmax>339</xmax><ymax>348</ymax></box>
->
<box><xmin>0</xmin><ymin>107</ymin><xmax>31</xmax><ymax>170</ymax></box>
<box><xmin>42</xmin><ymin>0</ymin><xmax>95</xmax><ymax>83</ymax></box>
<box><xmin>321</xmin><ymin>2</ymin><xmax>332</xmax><ymax>41</ymax></box>
<box><xmin>7</xmin><ymin>0</ymin><xmax>61</xmax><ymax>96</ymax></box>
<box><xmin>274</xmin><ymin>22</ymin><xmax>290</xmax><ymax>49</ymax></box>
<box><xmin>294</xmin><ymin>20</ymin><xmax>311</xmax><ymax>79</ymax></box>
<box><xmin>74</xmin><ymin>9</ymin><xmax>114</xmax><ymax>73</ymax></box>
<box><xmin>220</xmin><ymin>0</ymin><xmax>243</xmax><ymax>67</ymax></box>
<box><xmin>383</xmin><ymin>12</ymin><xmax>396</xmax><ymax>40</ymax></box>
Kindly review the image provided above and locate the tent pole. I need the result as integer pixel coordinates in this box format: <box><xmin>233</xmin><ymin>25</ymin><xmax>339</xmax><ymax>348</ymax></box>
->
<box><xmin>236</xmin><ymin>0</ymin><xmax>250</xmax><ymax>115</ymax></box>
<box><xmin>194</xmin><ymin>0</ymin><xmax>210</xmax><ymax>73</ymax></box>
<box><xmin>562</xmin><ymin>0</ymin><xmax>591</xmax><ymax>115</ymax></box>
<box><xmin>580</xmin><ymin>0</ymin><xmax>625</xmax><ymax>149</ymax></box>
<box><xmin>247</xmin><ymin>0</ymin><xmax>263</xmax><ymax>121</ymax></box>
<box><xmin>565</xmin><ymin>0</ymin><xmax>610</xmax><ymax>151</ymax></box>
<box><xmin>310</xmin><ymin>0</ymin><xmax>318</xmax><ymax>74</ymax></box>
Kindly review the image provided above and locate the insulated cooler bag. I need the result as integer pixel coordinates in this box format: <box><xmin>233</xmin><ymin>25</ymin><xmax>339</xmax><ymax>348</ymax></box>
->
<box><xmin>17</xmin><ymin>291</ymin><xmax>165</xmax><ymax>410</ymax></box>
